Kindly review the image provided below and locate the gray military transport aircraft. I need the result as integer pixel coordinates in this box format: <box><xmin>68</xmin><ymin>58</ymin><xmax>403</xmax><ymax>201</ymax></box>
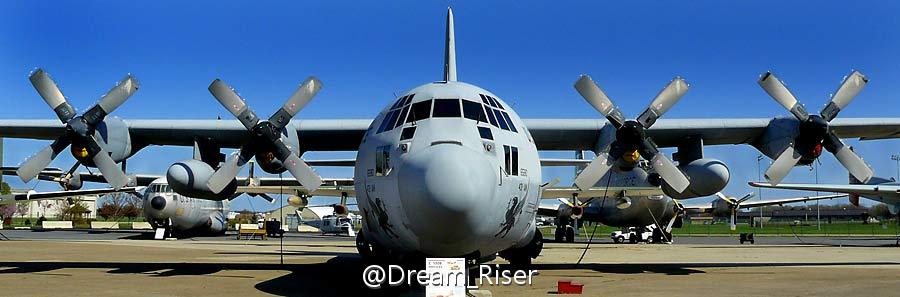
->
<box><xmin>0</xmin><ymin>163</ymin><xmax>353</xmax><ymax>238</ymax></box>
<box><xmin>751</xmin><ymin>174</ymin><xmax>900</xmax><ymax>215</ymax></box>
<box><xmin>1</xmin><ymin>8</ymin><xmax>900</xmax><ymax>264</ymax></box>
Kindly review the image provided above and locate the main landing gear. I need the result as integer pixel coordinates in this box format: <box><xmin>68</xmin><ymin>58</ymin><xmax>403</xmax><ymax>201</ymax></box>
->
<box><xmin>554</xmin><ymin>217</ymin><xmax>576</xmax><ymax>243</ymax></box>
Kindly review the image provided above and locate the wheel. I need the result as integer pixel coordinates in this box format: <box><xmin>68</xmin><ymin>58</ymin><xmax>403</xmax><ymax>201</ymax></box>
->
<box><xmin>614</xmin><ymin>236</ymin><xmax>623</xmax><ymax>243</ymax></box>
<box><xmin>531</xmin><ymin>230</ymin><xmax>544</xmax><ymax>258</ymax></box>
<box><xmin>555</xmin><ymin>227</ymin><xmax>565</xmax><ymax>242</ymax></box>
<box><xmin>629</xmin><ymin>234</ymin><xmax>637</xmax><ymax>244</ymax></box>
<box><xmin>356</xmin><ymin>232</ymin><xmax>375</xmax><ymax>259</ymax></box>
<box><xmin>565</xmin><ymin>226</ymin><xmax>575</xmax><ymax>243</ymax></box>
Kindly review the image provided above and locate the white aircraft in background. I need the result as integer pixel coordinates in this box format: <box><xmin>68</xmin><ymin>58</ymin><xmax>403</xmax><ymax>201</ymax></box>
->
<box><xmin>1</xmin><ymin>161</ymin><xmax>353</xmax><ymax>238</ymax></box>
<box><xmin>751</xmin><ymin>174</ymin><xmax>900</xmax><ymax>215</ymax></box>
<box><xmin>1</xmin><ymin>8</ymin><xmax>899</xmax><ymax>265</ymax></box>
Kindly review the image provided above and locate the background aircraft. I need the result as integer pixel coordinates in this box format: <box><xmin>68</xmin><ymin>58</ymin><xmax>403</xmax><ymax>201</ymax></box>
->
<box><xmin>751</xmin><ymin>174</ymin><xmax>900</xmax><ymax>215</ymax></box>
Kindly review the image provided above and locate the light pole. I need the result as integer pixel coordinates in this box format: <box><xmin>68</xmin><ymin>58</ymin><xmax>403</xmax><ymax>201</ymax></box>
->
<box><xmin>891</xmin><ymin>154</ymin><xmax>900</xmax><ymax>181</ymax></box>
<box><xmin>757</xmin><ymin>154</ymin><xmax>765</xmax><ymax>229</ymax></box>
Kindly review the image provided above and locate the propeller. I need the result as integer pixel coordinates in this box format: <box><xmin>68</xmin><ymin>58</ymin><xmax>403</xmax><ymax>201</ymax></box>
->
<box><xmin>557</xmin><ymin>196</ymin><xmax>594</xmax><ymax>219</ymax></box>
<box><xmin>206</xmin><ymin>77</ymin><xmax>324</xmax><ymax>194</ymax></box>
<box><xmin>572</xmin><ymin>75</ymin><xmax>690</xmax><ymax>193</ymax></box>
<box><xmin>715</xmin><ymin>192</ymin><xmax>756</xmax><ymax>231</ymax></box>
<box><xmin>17</xmin><ymin>69</ymin><xmax>138</xmax><ymax>190</ymax></box>
<box><xmin>757</xmin><ymin>71</ymin><xmax>873</xmax><ymax>185</ymax></box>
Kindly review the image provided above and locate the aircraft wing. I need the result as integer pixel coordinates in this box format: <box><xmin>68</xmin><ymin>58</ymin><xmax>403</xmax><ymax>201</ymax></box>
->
<box><xmin>680</xmin><ymin>194</ymin><xmax>847</xmax><ymax>212</ymax></box>
<box><xmin>749</xmin><ymin>182</ymin><xmax>900</xmax><ymax>196</ymax></box>
<box><xmin>537</xmin><ymin>204</ymin><xmax>561</xmax><ymax>217</ymax></box>
<box><xmin>0</xmin><ymin>187</ymin><xmax>142</xmax><ymax>205</ymax></box>
<box><xmin>541</xmin><ymin>186</ymin><xmax>664</xmax><ymax>200</ymax></box>
<box><xmin>525</xmin><ymin>118</ymin><xmax>900</xmax><ymax>150</ymax></box>
<box><xmin>236</xmin><ymin>183</ymin><xmax>355</xmax><ymax>198</ymax></box>
<box><xmin>1</xmin><ymin>167</ymin><xmax>161</xmax><ymax>187</ymax></box>
<box><xmin>4</xmin><ymin>118</ymin><xmax>899</xmax><ymax>152</ymax></box>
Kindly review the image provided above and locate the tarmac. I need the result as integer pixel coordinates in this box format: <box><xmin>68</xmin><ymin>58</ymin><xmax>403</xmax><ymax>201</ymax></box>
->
<box><xmin>0</xmin><ymin>230</ymin><xmax>898</xmax><ymax>296</ymax></box>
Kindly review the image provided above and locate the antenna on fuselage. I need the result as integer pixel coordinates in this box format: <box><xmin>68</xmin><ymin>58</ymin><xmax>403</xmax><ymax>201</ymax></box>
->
<box><xmin>443</xmin><ymin>7</ymin><xmax>457</xmax><ymax>82</ymax></box>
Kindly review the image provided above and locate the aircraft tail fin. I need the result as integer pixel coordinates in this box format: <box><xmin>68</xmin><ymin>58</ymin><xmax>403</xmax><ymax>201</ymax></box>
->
<box><xmin>443</xmin><ymin>7</ymin><xmax>457</xmax><ymax>82</ymax></box>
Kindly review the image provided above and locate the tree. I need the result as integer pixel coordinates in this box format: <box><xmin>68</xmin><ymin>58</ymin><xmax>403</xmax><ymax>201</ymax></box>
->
<box><xmin>16</xmin><ymin>202</ymin><xmax>29</xmax><ymax>218</ymax></box>
<box><xmin>871</xmin><ymin>203</ymin><xmax>893</xmax><ymax>220</ymax></box>
<box><xmin>0</xmin><ymin>205</ymin><xmax>15</xmax><ymax>221</ymax></box>
<box><xmin>97</xmin><ymin>193</ymin><xmax>143</xmax><ymax>221</ymax></box>
<box><xmin>1</xmin><ymin>181</ymin><xmax>10</xmax><ymax>195</ymax></box>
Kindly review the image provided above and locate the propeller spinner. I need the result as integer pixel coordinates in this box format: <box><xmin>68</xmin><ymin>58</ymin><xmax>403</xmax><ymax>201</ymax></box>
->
<box><xmin>17</xmin><ymin>69</ymin><xmax>137</xmax><ymax>190</ymax></box>
<box><xmin>206</xmin><ymin>77</ymin><xmax>324</xmax><ymax>194</ymax></box>
<box><xmin>758</xmin><ymin>71</ymin><xmax>873</xmax><ymax>185</ymax></box>
<box><xmin>572</xmin><ymin>75</ymin><xmax>691</xmax><ymax>193</ymax></box>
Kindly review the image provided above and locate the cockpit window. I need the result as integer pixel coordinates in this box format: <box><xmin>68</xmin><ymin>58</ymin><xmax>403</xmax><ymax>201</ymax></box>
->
<box><xmin>493</xmin><ymin>109</ymin><xmax>509</xmax><ymax>130</ymax></box>
<box><xmin>477</xmin><ymin>126</ymin><xmax>493</xmax><ymax>140</ymax></box>
<box><xmin>400</xmin><ymin>126</ymin><xmax>417</xmax><ymax>140</ymax></box>
<box><xmin>500</xmin><ymin>111</ymin><xmax>517</xmax><ymax>132</ymax></box>
<box><xmin>377</xmin><ymin>109</ymin><xmax>400</xmax><ymax>133</ymax></box>
<box><xmin>404</xmin><ymin>94</ymin><xmax>415</xmax><ymax>105</ymax></box>
<box><xmin>394</xmin><ymin>104</ymin><xmax>410</xmax><ymax>129</ymax></box>
<box><xmin>481</xmin><ymin>94</ymin><xmax>497</xmax><ymax>108</ymax></box>
<box><xmin>484</xmin><ymin>105</ymin><xmax>498</xmax><ymax>127</ymax></box>
<box><xmin>407</xmin><ymin>99</ymin><xmax>432</xmax><ymax>123</ymax></box>
<box><xmin>463</xmin><ymin>100</ymin><xmax>487</xmax><ymax>122</ymax></box>
<box><xmin>432</xmin><ymin>99</ymin><xmax>461</xmax><ymax>118</ymax></box>
<box><xmin>488</xmin><ymin>96</ymin><xmax>504</xmax><ymax>110</ymax></box>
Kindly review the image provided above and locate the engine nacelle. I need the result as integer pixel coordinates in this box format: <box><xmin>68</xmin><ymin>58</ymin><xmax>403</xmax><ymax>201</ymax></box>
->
<box><xmin>755</xmin><ymin>117</ymin><xmax>820</xmax><ymax>166</ymax></box>
<box><xmin>59</xmin><ymin>173</ymin><xmax>83</xmax><ymax>190</ymax></box>
<box><xmin>255</xmin><ymin>125</ymin><xmax>302</xmax><ymax>174</ymax></box>
<box><xmin>207</xmin><ymin>214</ymin><xmax>227</xmax><ymax>234</ymax></box>
<box><xmin>167</xmin><ymin>159</ymin><xmax>237</xmax><ymax>199</ymax></box>
<box><xmin>663</xmin><ymin>158</ymin><xmax>730</xmax><ymax>199</ymax></box>
<box><xmin>94</xmin><ymin>116</ymin><xmax>134</xmax><ymax>163</ymax></box>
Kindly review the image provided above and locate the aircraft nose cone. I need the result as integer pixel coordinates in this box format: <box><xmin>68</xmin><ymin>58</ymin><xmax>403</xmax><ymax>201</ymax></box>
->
<box><xmin>398</xmin><ymin>143</ymin><xmax>496</xmax><ymax>255</ymax></box>
<box><xmin>150</xmin><ymin>196</ymin><xmax>167</xmax><ymax>211</ymax></box>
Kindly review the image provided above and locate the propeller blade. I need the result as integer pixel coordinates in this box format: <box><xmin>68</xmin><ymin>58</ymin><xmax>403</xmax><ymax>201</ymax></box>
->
<box><xmin>208</xmin><ymin>79</ymin><xmax>260</xmax><ymax>130</ymax></box>
<box><xmin>573</xmin><ymin>151</ymin><xmax>615</xmax><ymax>191</ymax></box>
<box><xmin>764</xmin><ymin>145</ymin><xmax>802</xmax><ymax>185</ymax></box>
<box><xmin>824</xmin><ymin>133</ymin><xmax>874</xmax><ymax>184</ymax></box>
<box><xmin>714</xmin><ymin>192</ymin><xmax>729</xmax><ymax>201</ymax></box>
<box><xmin>208</xmin><ymin>148</ymin><xmax>254</xmax><ymax>194</ymax></box>
<box><xmin>758</xmin><ymin>72</ymin><xmax>809</xmax><ymax>121</ymax></box>
<box><xmin>637</xmin><ymin>77</ymin><xmax>688</xmax><ymax>128</ymax></box>
<box><xmin>268</xmin><ymin>77</ymin><xmax>323</xmax><ymax>129</ymax></box>
<box><xmin>738</xmin><ymin>192</ymin><xmax>756</xmax><ymax>203</ymax></box>
<box><xmin>574</xmin><ymin>75</ymin><xmax>625</xmax><ymax>128</ymax></box>
<box><xmin>282</xmin><ymin>153</ymin><xmax>322</xmax><ymax>193</ymax></box>
<box><xmin>89</xmin><ymin>138</ymin><xmax>129</xmax><ymax>190</ymax></box>
<box><xmin>821</xmin><ymin>71</ymin><xmax>867</xmax><ymax>122</ymax></box>
<box><xmin>17</xmin><ymin>136</ymin><xmax>71</xmax><ymax>182</ymax></box>
<box><xmin>28</xmin><ymin>69</ymin><xmax>76</xmax><ymax>123</ymax></box>
<box><xmin>557</xmin><ymin>197</ymin><xmax>575</xmax><ymax>208</ymax></box>
<box><xmin>95</xmin><ymin>74</ymin><xmax>140</xmax><ymax>116</ymax></box>
<box><xmin>650</xmin><ymin>152</ymin><xmax>690</xmax><ymax>193</ymax></box>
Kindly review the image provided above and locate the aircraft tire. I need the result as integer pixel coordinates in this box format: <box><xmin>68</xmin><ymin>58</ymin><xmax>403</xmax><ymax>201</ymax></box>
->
<box><xmin>565</xmin><ymin>226</ymin><xmax>575</xmax><ymax>243</ymax></box>
<box><xmin>554</xmin><ymin>227</ymin><xmax>565</xmax><ymax>242</ymax></box>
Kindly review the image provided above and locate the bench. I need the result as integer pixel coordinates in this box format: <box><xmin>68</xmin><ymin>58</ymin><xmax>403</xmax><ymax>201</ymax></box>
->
<box><xmin>41</xmin><ymin>221</ymin><xmax>73</xmax><ymax>229</ymax></box>
<box><xmin>90</xmin><ymin>222</ymin><xmax>120</xmax><ymax>229</ymax></box>
<box><xmin>237</xmin><ymin>224</ymin><xmax>267</xmax><ymax>240</ymax></box>
<box><xmin>132</xmin><ymin>222</ymin><xmax>153</xmax><ymax>230</ymax></box>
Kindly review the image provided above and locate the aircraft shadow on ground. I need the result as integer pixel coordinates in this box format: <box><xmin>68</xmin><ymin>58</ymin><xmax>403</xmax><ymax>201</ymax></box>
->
<box><xmin>0</xmin><ymin>256</ymin><xmax>419</xmax><ymax>296</ymax></box>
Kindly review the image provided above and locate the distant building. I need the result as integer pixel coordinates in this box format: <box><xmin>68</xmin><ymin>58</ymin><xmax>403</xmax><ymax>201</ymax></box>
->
<box><xmin>12</xmin><ymin>191</ymin><xmax>100</xmax><ymax>219</ymax></box>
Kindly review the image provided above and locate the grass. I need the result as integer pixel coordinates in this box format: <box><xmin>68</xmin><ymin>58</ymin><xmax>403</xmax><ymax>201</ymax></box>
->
<box><xmin>540</xmin><ymin>220</ymin><xmax>900</xmax><ymax>237</ymax></box>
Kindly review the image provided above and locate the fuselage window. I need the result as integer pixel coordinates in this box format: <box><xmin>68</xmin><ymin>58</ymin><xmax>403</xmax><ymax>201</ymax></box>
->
<box><xmin>407</xmin><ymin>99</ymin><xmax>432</xmax><ymax>123</ymax></box>
<box><xmin>394</xmin><ymin>104</ymin><xmax>410</xmax><ymax>129</ymax></box>
<box><xmin>493</xmin><ymin>109</ymin><xmax>509</xmax><ymax>130</ymax></box>
<box><xmin>433</xmin><ymin>99</ymin><xmax>461</xmax><ymax>118</ymax></box>
<box><xmin>400</xmin><ymin>126</ymin><xmax>417</xmax><ymax>140</ymax></box>
<box><xmin>484</xmin><ymin>105</ymin><xmax>498</xmax><ymax>127</ymax></box>
<box><xmin>500</xmin><ymin>111</ymin><xmax>517</xmax><ymax>132</ymax></box>
<box><xmin>503</xmin><ymin>145</ymin><xmax>519</xmax><ymax>176</ymax></box>
<box><xmin>375</xmin><ymin>145</ymin><xmax>392</xmax><ymax>176</ymax></box>
<box><xmin>462</xmin><ymin>100</ymin><xmax>487</xmax><ymax>122</ymax></box>
<box><xmin>477</xmin><ymin>126</ymin><xmax>493</xmax><ymax>140</ymax></box>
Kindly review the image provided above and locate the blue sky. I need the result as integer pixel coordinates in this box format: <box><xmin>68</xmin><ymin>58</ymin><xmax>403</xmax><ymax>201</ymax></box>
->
<box><xmin>1</xmin><ymin>1</ymin><xmax>899</xmax><ymax>211</ymax></box>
